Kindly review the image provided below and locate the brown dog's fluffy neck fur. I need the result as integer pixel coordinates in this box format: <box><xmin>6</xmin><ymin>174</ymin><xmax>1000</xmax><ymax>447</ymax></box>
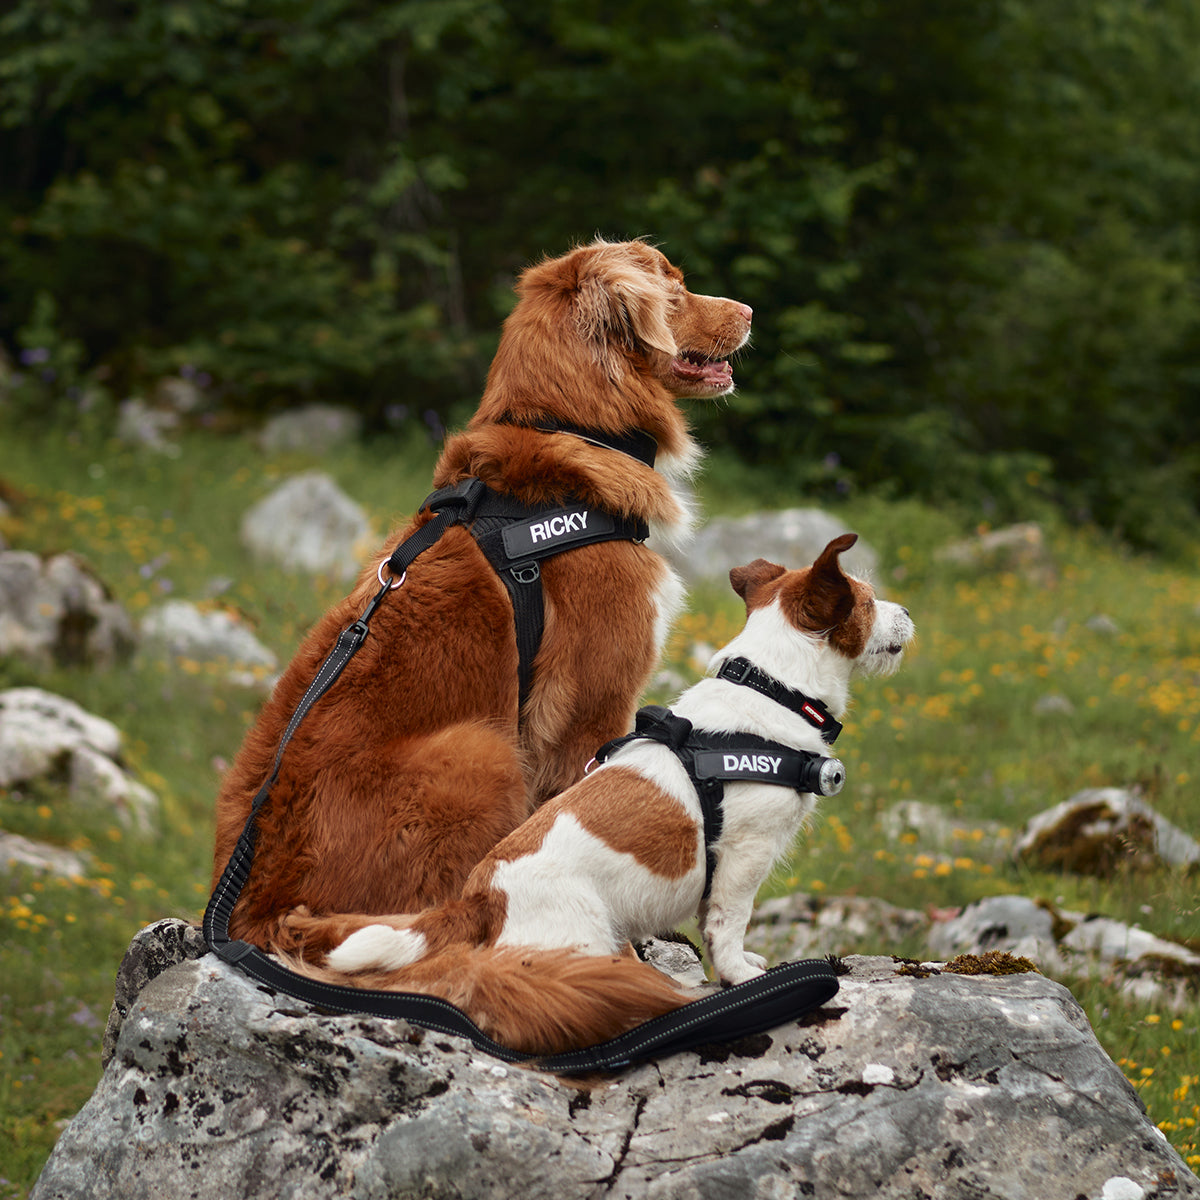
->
<box><xmin>434</xmin><ymin>423</ymin><xmax>690</xmax><ymax>544</ymax></box>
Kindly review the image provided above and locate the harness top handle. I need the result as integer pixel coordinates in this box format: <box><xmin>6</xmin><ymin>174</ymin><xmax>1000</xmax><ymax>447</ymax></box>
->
<box><xmin>204</xmin><ymin>479</ymin><xmax>839</xmax><ymax>1071</ymax></box>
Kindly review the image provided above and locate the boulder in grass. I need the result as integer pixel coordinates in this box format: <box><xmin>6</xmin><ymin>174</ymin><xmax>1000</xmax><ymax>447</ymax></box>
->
<box><xmin>1014</xmin><ymin>787</ymin><xmax>1200</xmax><ymax>876</ymax></box>
<box><xmin>139</xmin><ymin>600</ymin><xmax>278</xmax><ymax>687</ymax></box>
<box><xmin>240</xmin><ymin>471</ymin><xmax>375</xmax><ymax>582</ymax></box>
<box><xmin>0</xmin><ymin>688</ymin><xmax>158</xmax><ymax>832</ymax></box>
<box><xmin>670</xmin><ymin>508</ymin><xmax>879</xmax><ymax>586</ymax></box>
<box><xmin>256</xmin><ymin>405</ymin><xmax>362</xmax><ymax>456</ymax></box>
<box><xmin>935</xmin><ymin>521</ymin><xmax>1056</xmax><ymax>584</ymax></box>
<box><xmin>0</xmin><ymin>829</ymin><xmax>89</xmax><ymax>879</ymax></box>
<box><xmin>751</xmin><ymin>891</ymin><xmax>930</xmax><ymax>961</ymax></box>
<box><xmin>927</xmin><ymin>896</ymin><xmax>1200</xmax><ymax>1010</ymax></box>
<box><xmin>927</xmin><ymin>895</ymin><xmax>1067</xmax><ymax>975</ymax></box>
<box><xmin>0</xmin><ymin>550</ymin><xmax>135</xmax><ymax>667</ymax></box>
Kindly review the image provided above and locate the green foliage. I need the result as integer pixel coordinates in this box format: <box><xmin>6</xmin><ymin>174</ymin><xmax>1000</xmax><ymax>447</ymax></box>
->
<box><xmin>3</xmin><ymin>292</ymin><xmax>114</xmax><ymax>437</ymax></box>
<box><xmin>2</xmin><ymin>0</ymin><xmax>1200</xmax><ymax>546</ymax></box>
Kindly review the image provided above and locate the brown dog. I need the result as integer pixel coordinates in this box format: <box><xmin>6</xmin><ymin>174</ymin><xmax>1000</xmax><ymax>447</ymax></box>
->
<box><xmin>211</xmin><ymin>239</ymin><xmax>752</xmax><ymax>960</ymax></box>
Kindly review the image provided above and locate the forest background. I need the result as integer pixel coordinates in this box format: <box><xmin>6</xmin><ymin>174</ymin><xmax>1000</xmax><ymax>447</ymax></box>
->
<box><xmin>3</xmin><ymin>0</ymin><xmax>1200</xmax><ymax>555</ymax></box>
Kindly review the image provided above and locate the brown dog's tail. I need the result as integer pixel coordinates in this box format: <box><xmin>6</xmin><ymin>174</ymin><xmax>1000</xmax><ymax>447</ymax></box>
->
<box><xmin>281</xmin><ymin>943</ymin><xmax>697</xmax><ymax>1055</ymax></box>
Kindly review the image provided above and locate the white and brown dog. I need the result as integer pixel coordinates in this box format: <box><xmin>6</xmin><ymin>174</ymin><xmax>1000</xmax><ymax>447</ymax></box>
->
<box><xmin>286</xmin><ymin>533</ymin><xmax>914</xmax><ymax>1054</ymax></box>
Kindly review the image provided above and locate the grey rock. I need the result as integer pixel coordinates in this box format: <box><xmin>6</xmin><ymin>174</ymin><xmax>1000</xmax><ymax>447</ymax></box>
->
<box><xmin>0</xmin><ymin>687</ymin><xmax>158</xmax><ymax>831</ymax></box>
<box><xmin>241</xmin><ymin>471</ymin><xmax>374</xmax><ymax>582</ymax></box>
<box><xmin>33</xmin><ymin>921</ymin><xmax>1198</xmax><ymax>1200</ymax></box>
<box><xmin>635</xmin><ymin>936</ymin><xmax>712</xmax><ymax>988</ymax></box>
<box><xmin>0</xmin><ymin>829</ymin><xmax>89</xmax><ymax>878</ymax></box>
<box><xmin>115</xmin><ymin>397</ymin><xmax>181</xmax><ymax>453</ymax></box>
<box><xmin>926</xmin><ymin>895</ymin><xmax>1067</xmax><ymax>974</ymax></box>
<box><xmin>1059</xmin><ymin>916</ymin><xmax>1200</xmax><ymax>1008</ymax></box>
<box><xmin>257</xmin><ymin>405</ymin><xmax>363</xmax><ymax>456</ymax></box>
<box><xmin>0</xmin><ymin>550</ymin><xmax>135</xmax><ymax>667</ymax></box>
<box><xmin>1033</xmin><ymin>692</ymin><xmax>1076</xmax><ymax>716</ymax></box>
<box><xmin>1085</xmin><ymin>613</ymin><xmax>1122</xmax><ymax>636</ymax></box>
<box><xmin>101</xmin><ymin>919</ymin><xmax>210</xmax><ymax>1066</ymax></box>
<box><xmin>926</xmin><ymin>897</ymin><xmax>1200</xmax><ymax>1010</ymax></box>
<box><xmin>672</xmin><ymin>508</ymin><xmax>879</xmax><ymax>586</ymax></box>
<box><xmin>935</xmin><ymin>521</ymin><xmax>1055</xmax><ymax>582</ymax></box>
<box><xmin>153</xmin><ymin>376</ymin><xmax>205</xmax><ymax>415</ymax></box>
<box><xmin>1015</xmin><ymin>787</ymin><xmax>1200</xmax><ymax>875</ymax></box>
<box><xmin>139</xmin><ymin>599</ymin><xmax>278</xmax><ymax>684</ymax></box>
<box><xmin>751</xmin><ymin>891</ymin><xmax>929</xmax><ymax>960</ymax></box>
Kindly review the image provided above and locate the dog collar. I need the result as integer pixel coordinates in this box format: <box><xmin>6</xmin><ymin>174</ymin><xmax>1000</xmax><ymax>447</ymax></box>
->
<box><xmin>498</xmin><ymin>416</ymin><xmax>658</xmax><ymax>468</ymax></box>
<box><xmin>715</xmin><ymin>657</ymin><xmax>843</xmax><ymax>745</ymax></box>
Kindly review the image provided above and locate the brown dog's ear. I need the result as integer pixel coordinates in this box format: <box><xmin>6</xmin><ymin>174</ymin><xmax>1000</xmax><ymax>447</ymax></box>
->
<box><xmin>730</xmin><ymin>558</ymin><xmax>788</xmax><ymax>609</ymax></box>
<box><xmin>575</xmin><ymin>245</ymin><xmax>676</xmax><ymax>373</ymax></box>
<box><xmin>788</xmin><ymin>533</ymin><xmax>858</xmax><ymax>630</ymax></box>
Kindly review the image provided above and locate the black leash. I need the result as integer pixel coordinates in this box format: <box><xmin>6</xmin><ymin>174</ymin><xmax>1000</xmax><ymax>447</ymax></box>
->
<box><xmin>204</xmin><ymin>475</ymin><xmax>839</xmax><ymax>1071</ymax></box>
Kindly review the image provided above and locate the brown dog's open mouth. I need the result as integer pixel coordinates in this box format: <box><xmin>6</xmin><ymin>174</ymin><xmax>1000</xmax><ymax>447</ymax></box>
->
<box><xmin>670</xmin><ymin>350</ymin><xmax>735</xmax><ymax>392</ymax></box>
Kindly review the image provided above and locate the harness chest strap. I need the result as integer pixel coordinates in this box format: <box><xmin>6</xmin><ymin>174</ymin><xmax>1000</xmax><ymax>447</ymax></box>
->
<box><xmin>404</xmin><ymin>479</ymin><xmax>650</xmax><ymax>708</ymax></box>
<box><xmin>593</xmin><ymin>705</ymin><xmax>846</xmax><ymax>898</ymax></box>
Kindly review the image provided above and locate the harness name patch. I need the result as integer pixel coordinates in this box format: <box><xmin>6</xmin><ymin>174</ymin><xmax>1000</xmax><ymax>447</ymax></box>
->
<box><xmin>693</xmin><ymin>749</ymin><xmax>801</xmax><ymax>785</ymax></box>
<box><xmin>502</xmin><ymin>508</ymin><xmax>616</xmax><ymax>561</ymax></box>
<box><xmin>724</xmin><ymin>752</ymin><xmax>781</xmax><ymax>775</ymax></box>
<box><xmin>531</xmin><ymin>510</ymin><xmax>588</xmax><ymax>543</ymax></box>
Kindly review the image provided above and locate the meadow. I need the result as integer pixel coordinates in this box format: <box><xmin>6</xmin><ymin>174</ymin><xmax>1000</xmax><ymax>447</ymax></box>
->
<box><xmin>0</xmin><ymin>418</ymin><xmax>1197</xmax><ymax>1195</ymax></box>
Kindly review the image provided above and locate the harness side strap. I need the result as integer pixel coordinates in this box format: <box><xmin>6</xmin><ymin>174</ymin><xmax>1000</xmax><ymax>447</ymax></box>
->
<box><xmin>386</xmin><ymin>477</ymin><xmax>487</xmax><ymax>578</ymax></box>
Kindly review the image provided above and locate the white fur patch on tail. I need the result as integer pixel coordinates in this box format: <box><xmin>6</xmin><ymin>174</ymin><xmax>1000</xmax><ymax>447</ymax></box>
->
<box><xmin>326</xmin><ymin>925</ymin><xmax>426</xmax><ymax>973</ymax></box>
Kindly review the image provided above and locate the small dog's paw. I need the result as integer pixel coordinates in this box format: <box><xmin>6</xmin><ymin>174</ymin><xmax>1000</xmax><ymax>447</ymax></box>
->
<box><xmin>718</xmin><ymin>957</ymin><xmax>768</xmax><ymax>987</ymax></box>
<box><xmin>282</xmin><ymin>905</ymin><xmax>312</xmax><ymax>928</ymax></box>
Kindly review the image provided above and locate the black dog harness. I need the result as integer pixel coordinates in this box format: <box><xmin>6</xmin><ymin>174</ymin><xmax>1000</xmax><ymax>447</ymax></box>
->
<box><xmin>420</xmin><ymin>476</ymin><xmax>649</xmax><ymax>707</ymax></box>
<box><xmin>593</xmin><ymin>692</ymin><xmax>846</xmax><ymax>898</ymax></box>
<box><xmin>204</xmin><ymin>425</ymin><xmax>840</xmax><ymax>1070</ymax></box>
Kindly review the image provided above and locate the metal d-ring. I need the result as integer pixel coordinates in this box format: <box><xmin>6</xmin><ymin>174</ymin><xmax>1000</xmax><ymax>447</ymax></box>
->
<box><xmin>378</xmin><ymin>560</ymin><xmax>406</xmax><ymax>590</ymax></box>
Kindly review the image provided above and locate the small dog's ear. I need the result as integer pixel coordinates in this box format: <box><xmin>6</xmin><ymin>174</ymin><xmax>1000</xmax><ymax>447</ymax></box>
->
<box><xmin>730</xmin><ymin>558</ymin><xmax>787</xmax><ymax>607</ymax></box>
<box><xmin>792</xmin><ymin>534</ymin><xmax>858</xmax><ymax>629</ymax></box>
<box><xmin>815</xmin><ymin>533</ymin><xmax>858</xmax><ymax>566</ymax></box>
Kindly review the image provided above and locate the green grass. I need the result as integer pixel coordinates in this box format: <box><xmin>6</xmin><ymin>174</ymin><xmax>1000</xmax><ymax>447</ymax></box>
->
<box><xmin>1</xmin><ymin>418</ymin><xmax>1198</xmax><ymax>1193</ymax></box>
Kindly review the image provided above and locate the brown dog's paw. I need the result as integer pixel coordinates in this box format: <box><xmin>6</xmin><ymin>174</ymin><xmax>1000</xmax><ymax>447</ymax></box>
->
<box><xmin>282</xmin><ymin>905</ymin><xmax>313</xmax><ymax>928</ymax></box>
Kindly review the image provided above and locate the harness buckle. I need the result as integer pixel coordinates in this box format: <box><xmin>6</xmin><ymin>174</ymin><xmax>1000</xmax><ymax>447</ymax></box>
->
<box><xmin>719</xmin><ymin>658</ymin><xmax>754</xmax><ymax>684</ymax></box>
<box><xmin>510</xmin><ymin>562</ymin><xmax>540</xmax><ymax>585</ymax></box>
